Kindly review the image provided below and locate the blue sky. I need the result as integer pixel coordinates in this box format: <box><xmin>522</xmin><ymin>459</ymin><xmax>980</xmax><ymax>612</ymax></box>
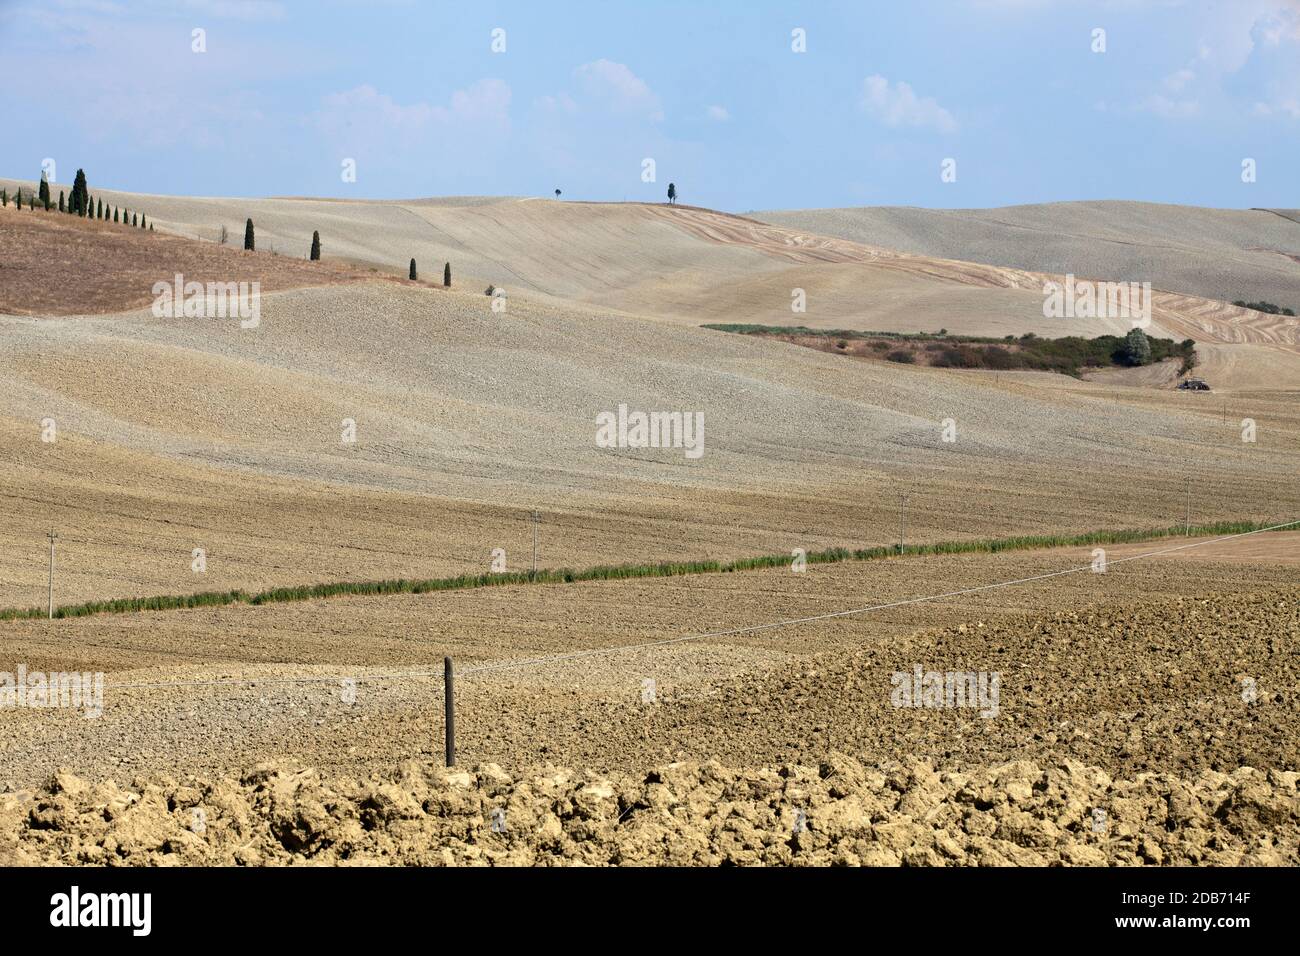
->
<box><xmin>2</xmin><ymin>0</ymin><xmax>1298</xmax><ymax>210</ymax></box>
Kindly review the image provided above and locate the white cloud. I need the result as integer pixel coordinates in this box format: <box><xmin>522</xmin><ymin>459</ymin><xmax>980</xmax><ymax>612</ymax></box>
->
<box><xmin>1253</xmin><ymin>99</ymin><xmax>1300</xmax><ymax>117</ymax></box>
<box><xmin>705</xmin><ymin>104</ymin><xmax>730</xmax><ymax>122</ymax></box>
<box><xmin>537</xmin><ymin>93</ymin><xmax>578</xmax><ymax>114</ymax></box>
<box><xmin>445</xmin><ymin>79</ymin><xmax>512</xmax><ymax>123</ymax></box>
<box><xmin>1138</xmin><ymin>94</ymin><xmax>1200</xmax><ymax>119</ymax></box>
<box><xmin>312</xmin><ymin>80</ymin><xmax>511</xmax><ymax>138</ymax></box>
<box><xmin>1136</xmin><ymin>67</ymin><xmax>1199</xmax><ymax>116</ymax></box>
<box><xmin>860</xmin><ymin>75</ymin><xmax>956</xmax><ymax>133</ymax></box>
<box><xmin>1115</xmin><ymin>4</ymin><xmax>1300</xmax><ymax>123</ymax></box>
<box><xmin>179</xmin><ymin>0</ymin><xmax>286</xmax><ymax>20</ymax></box>
<box><xmin>572</xmin><ymin>59</ymin><xmax>663</xmax><ymax>120</ymax></box>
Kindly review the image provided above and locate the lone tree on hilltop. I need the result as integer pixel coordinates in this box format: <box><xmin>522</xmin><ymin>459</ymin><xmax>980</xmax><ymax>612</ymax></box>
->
<box><xmin>310</xmin><ymin>230</ymin><xmax>321</xmax><ymax>261</ymax></box>
<box><xmin>667</xmin><ymin>182</ymin><xmax>676</xmax><ymax>205</ymax></box>
<box><xmin>38</xmin><ymin>174</ymin><xmax>50</xmax><ymax>207</ymax></box>
<box><xmin>443</xmin><ymin>262</ymin><xmax>451</xmax><ymax>287</ymax></box>
<box><xmin>409</xmin><ymin>258</ymin><xmax>417</xmax><ymax>280</ymax></box>
<box><xmin>244</xmin><ymin>218</ymin><xmax>255</xmax><ymax>251</ymax></box>
<box><xmin>71</xmin><ymin>169</ymin><xmax>88</xmax><ymax>216</ymax></box>
<box><xmin>1124</xmin><ymin>327</ymin><xmax>1152</xmax><ymax>367</ymax></box>
<box><xmin>555</xmin><ymin>188</ymin><xmax>561</xmax><ymax>198</ymax></box>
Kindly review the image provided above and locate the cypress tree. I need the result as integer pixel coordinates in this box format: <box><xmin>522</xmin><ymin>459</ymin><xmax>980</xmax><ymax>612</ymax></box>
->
<box><xmin>97</xmin><ymin>198</ymin><xmax>103</xmax><ymax>219</ymax></box>
<box><xmin>38</xmin><ymin>175</ymin><xmax>50</xmax><ymax>206</ymax></box>
<box><xmin>15</xmin><ymin>190</ymin><xmax>21</xmax><ymax>210</ymax></box>
<box><xmin>71</xmin><ymin>169</ymin><xmax>87</xmax><ymax>216</ymax></box>
<box><xmin>1</xmin><ymin>188</ymin><xmax>6</xmax><ymax>206</ymax></box>
<box><xmin>243</xmin><ymin>218</ymin><xmax>255</xmax><ymax>251</ymax></box>
<box><xmin>44</xmin><ymin>196</ymin><xmax>51</xmax><ymax>211</ymax></box>
<box><xmin>310</xmin><ymin>230</ymin><xmax>321</xmax><ymax>261</ymax></box>
<box><xmin>131</xmin><ymin>212</ymin><xmax>138</xmax><ymax>227</ymax></box>
<box><xmin>113</xmin><ymin>207</ymin><xmax>119</xmax><ymax>223</ymax></box>
<box><xmin>444</xmin><ymin>262</ymin><xmax>451</xmax><ymax>287</ymax></box>
<box><xmin>58</xmin><ymin>191</ymin><xmax>65</xmax><ymax>212</ymax></box>
<box><xmin>409</xmin><ymin>258</ymin><xmax>417</xmax><ymax>280</ymax></box>
<box><xmin>140</xmin><ymin>214</ymin><xmax>147</xmax><ymax>229</ymax></box>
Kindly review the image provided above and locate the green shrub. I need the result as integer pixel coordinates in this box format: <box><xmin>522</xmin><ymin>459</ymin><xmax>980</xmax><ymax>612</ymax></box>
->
<box><xmin>1234</xmin><ymin>299</ymin><xmax>1295</xmax><ymax>316</ymax></box>
<box><xmin>0</xmin><ymin>520</ymin><xmax>1284</xmax><ymax>622</ymax></box>
<box><xmin>1124</xmin><ymin>327</ymin><xmax>1152</xmax><ymax>366</ymax></box>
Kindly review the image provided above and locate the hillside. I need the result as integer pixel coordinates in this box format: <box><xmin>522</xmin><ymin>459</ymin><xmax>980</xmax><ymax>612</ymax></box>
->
<box><xmin>6</xmin><ymin>180</ymin><xmax>1300</xmax><ymax>359</ymax></box>
<box><xmin>2</xmin><ymin>187</ymin><xmax>1298</xmax><ymax>609</ymax></box>
<box><xmin>755</xmin><ymin>201</ymin><xmax>1300</xmax><ymax>312</ymax></box>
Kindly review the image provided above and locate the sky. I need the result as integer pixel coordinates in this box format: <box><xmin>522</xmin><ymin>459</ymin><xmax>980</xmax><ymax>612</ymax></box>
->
<box><xmin>1</xmin><ymin>0</ymin><xmax>1298</xmax><ymax>211</ymax></box>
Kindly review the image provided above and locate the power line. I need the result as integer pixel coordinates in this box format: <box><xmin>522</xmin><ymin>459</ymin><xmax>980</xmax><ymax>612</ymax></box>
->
<box><xmin>459</xmin><ymin>519</ymin><xmax>1300</xmax><ymax>677</ymax></box>
<box><xmin>103</xmin><ymin>518</ymin><xmax>1299</xmax><ymax>693</ymax></box>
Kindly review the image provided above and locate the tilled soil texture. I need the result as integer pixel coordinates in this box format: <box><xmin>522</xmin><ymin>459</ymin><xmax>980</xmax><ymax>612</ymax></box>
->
<box><xmin>0</xmin><ymin>204</ymin><xmax>414</xmax><ymax>316</ymax></box>
<box><xmin>756</xmin><ymin>201</ymin><xmax>1300</xmax><ymax>316</ymax></box>
<box><xmin>4</xmin><ymin>197</ymin><xmax>1299</xmax><ymax>608</ymax></box>
<box><xmin>441</xmin><ymin>587</ymin><xmax>1300</xmax><ymax>781</ymax></box>
<box><xmin>2</xmin><ymin>755</ymin><xmax>1296</xmax><ymax>866</ymax></box>
<box><xmin>1</xmin><ymin>552</ymin><xmax>1295</xmax><ymax>791</ymax></box>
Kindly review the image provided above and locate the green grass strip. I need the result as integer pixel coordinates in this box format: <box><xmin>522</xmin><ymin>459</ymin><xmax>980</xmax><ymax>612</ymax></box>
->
<box><xmin>0</xmin><ymin>519</ymin><xmax>1284</xmax><ymax>622</ymax></box>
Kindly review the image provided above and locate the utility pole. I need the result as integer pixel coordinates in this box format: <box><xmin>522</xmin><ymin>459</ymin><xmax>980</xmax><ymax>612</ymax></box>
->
<box><xmin>443</xmin><ymin>657</ymin><xmax>455</xmax><ymax>767</ymax></box>
<box><xmin>530</xmin><ymin>510</ymin><xmax>540</xmax><ymax>576</ymax></box>
<box><xmin>46</xmin><ymin>528</ymin><xmax>58</xmax><ymax>619</ymax></box>
<box><xmin>1185</xmin><ymin>475</ymin><xmax>1191</xmax><ymax>536</ymax></box>
<box><xmin>898</xmin><ymin>493</ymin><xmax>908</xmax><ymax>554</ymax></box>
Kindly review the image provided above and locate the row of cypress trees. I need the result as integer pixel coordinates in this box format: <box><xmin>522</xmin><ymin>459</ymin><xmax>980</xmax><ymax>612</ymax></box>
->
<box><xmin>408</xmin><ymin>259</ymin><xmax>452</xmax><ymax>287</ymax></box>
<box><xmin>12</xmin><ymin>181</ymin><xmax>452</xmax><ymax>289</ymax></box>
<box><xmin>242</xmin><ymin>218</ymin><xmax>450</xmax><ymax>288</ymax></box>
<box><xmin>5</xmin><ymin>167</ymin><xmax>152</xmax><ymax>231</ymax></box>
